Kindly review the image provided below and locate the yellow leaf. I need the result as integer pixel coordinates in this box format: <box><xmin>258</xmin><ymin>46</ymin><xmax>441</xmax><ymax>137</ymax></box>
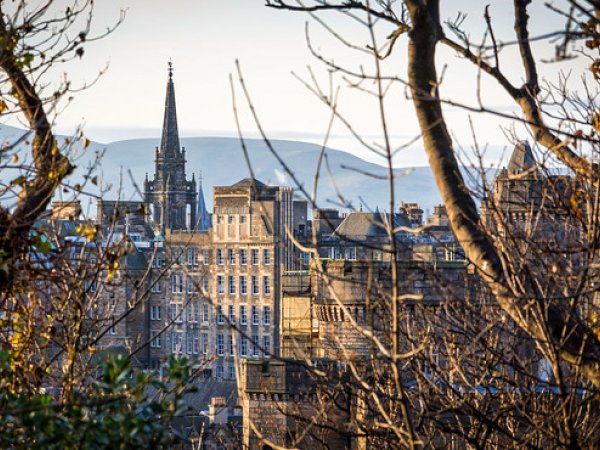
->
<box><xmin>12</xmin><ymin>154</ymin><xmax>18</xmax><ymax>164</ymax></box>
<box><xmin>83</xmin><ymin>137</ymin><xmax>90</xmax><ymax>149</ymax></box>
<box><xmin>593</xmin><ymin>113</ymin><xmax>600</xmax><ymax>132</ymax></box>
<box><xmin>0</xmin><ymin>99</ymin><xmax>7</xmax><ymax>113</ymax></box>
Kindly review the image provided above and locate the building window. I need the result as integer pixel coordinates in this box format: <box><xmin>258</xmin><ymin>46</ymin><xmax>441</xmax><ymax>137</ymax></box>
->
<box><xmin>216</xmin><ymin>248</ymin><xmax>224</xmax><ymax>265</ymax></box>
<box><xmin>187</xmin><ymin>278</ymin><xmax>194</xmax><ymax>294</ymax></box>
<box><xmin>171</xmin><ymin>273</ymin><xmax>183</xmax><ymax>294</ymax></box>
<box><xmin>193</xmin><ymin>334</ymin><xmax>199</xmax><ymax>354</ymax></box>
<box><xmin>203</xmin><ymin>303</ymin><xmax>209</xmax><ymax>323</ymax></box>
<box><xmin>228</xmin><ymin>334</ymin><xmax>234</xmax><ymax>356</ymax></box>
<box><xmin>240</xmin><ymin>337</ymin><xmax>248</xmax><ymax>357</ymax></box>
<box><xmin>202</xmin><ymin>333</ymin><xmax>208</xmax><ymax>355</ymax></box>
<box><xmin>216</xmin><ymin>365</ymin><xmax>224</xmax><ymax>378</ymax></box>
<box><xmin>228</xmin><ymin>305</ymin><xmax>236</xmax><ymax>324</ymax></box>
<box><xmin>251</xmin><ymin>249</ymin><xmax>259</xmax><ymax>265</ymax></box>
<box><xmin>240</xmin><ymin>215</ymin><xmax>246</xmax><ymax>224</ymax></box>
<box><xmin>151</xmin><ymin>305</ymin><xmax>161</xmax><ymax>321</ymax></box>
<box><xmin>152</xmin><ymin>252</ymin><xmax>163</xmax><ymax>268</ymax></box>
<box><xmin>217</xmin><ymin>275</ymin><xmax>224</xmax><ymax>295</ymax></box>
<box><xmin>216</xmin><ymin>334</ymin><xmax>224</xmax><ymax>356</ymax></box>
<box><xmin>202</xmin><ymin>276</ymin><xmax>209</xmax><ymax>293</ymax></box>
<box><xmin>217</xmin><ymin>305</ymin><xmax>225</xmax><ymax>325</ymax></box>
<box><xmin>172</xmin><ymin>332</ymin><xmax>182</xmax><ymax>354</ymax></box>
<box><xmin>175</xmin><ymin>248</ymin><xmax>183</xmax><ymax>265</ymax></box>
<box><xmin>229</xmin><ymin>365</ymin><xmax>236</xmax><ymax>379</ymax></box>
<box><xmin>252</xmin><ymin>335</ymin><xmax>259</xmax><ymax>357</ymax></box>
<box><xmin>240</xmin><ymin>249</ymin><xmax>247</xmax><ymax>265</ymax></box>
<box><xmin>203</xmin><ymin>249</ymin><xmax>210</xmax><ymax>265</ymax></box>
<box><xmin>187</xmin><ymin>248</ymin><xmax>195</xmax><ymax>266</ymax></box>
<box><xmin>346</xmin><ymin>247</ymin><xmax>357</xmax><ymax>261</ymax></box>
<box><xmin>239</xmin><ymin>305</ymin><xmax>247</xmax><ymax>325</ymax></box>
<box><xmin>252</xmin><ymin>305</ymin><xmax>259</xmax><ymax>325</ymax></box>
<box><xmin>228</xmin><ymin>275</ymin><xmax>236</xmax><ymax>295</ymax></box>
<box><xmin>186</xmin><ymin>332</ymin><xmax>193</xmax><ymax>354</ymax></box>
<box><xmin>150</xmin><ymin>331</ymin><xmax>161</xmax><ymax>348</ymax></box>
<box><xmin>186</xmin><ymin>303</ymin><xmax>193</xmax><ymax>322</ymax></box>
<box><xmin>228</xmin><ymin>248</ymin><xmax>236</xmax><ymax>265</ymax></box>
<box><xmin>263</xmin><ymin>306</ymin><xmax>271</xmax><ymax>326</ymax></box>
<box><xmin>217</xmin><ymin>215</ymin><xmax>223</xmax><ymax>225</ymax></box>
<box><xmin>251</xmin><ymin>276</ymin><xmax>259</xmax><ymax>295</ymax></box>
<box><xmin>240</xmin><ymin>276</ymin><xmax>247</xmax><ymax>295</ymax></box>
<box><xmin>263</xmin><ymin>335</ymin><xmax>270</xmax><ymax>356</ymax></box>
<box><xmin>170</xmin><ymin>304</ymin><xmax>183</xmax><ymax>323</ymax></box>
<box><xmin>228</xmin><ymin>215</ymin><xmax>235</xmax><ymax>224</ymax></box>
<box><xmin>263</xmin><ymin>249</ymin><xmax>271</xmax><ymax>265</ymax></box>
<box><xmin>109</xmin><ymin>318</ymin><xmax>116</xmax><ymax>335</ymax></box>
<box><xmin>151</xmin><ymin>280</ymin><xmax>162</xmax><ymax>293</ymax></box>
<box><xmin>194</xmin><ymin>302</ymin><xmax>200</xmax><ymax>322</ymax></box>
<box><xmin>263</xmin><ymin>276</ymin><xmax>271</xmax><ymax>295</ymax></box>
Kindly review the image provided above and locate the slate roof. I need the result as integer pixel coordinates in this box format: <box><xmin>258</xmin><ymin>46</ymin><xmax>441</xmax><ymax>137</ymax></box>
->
<box><xmin>233</xmin><ymin>178</ymin><xmax>266</xmax><ymax>188</ymax></box>
<box><xmin>507</xmin><ymin>141</ymin><xmax>536</xmax><ymax>174</ymax></box>
<box><xmin>333</xmin><ymin>212</ymin><xmax>410</xmax><ymax>240</ymax></box>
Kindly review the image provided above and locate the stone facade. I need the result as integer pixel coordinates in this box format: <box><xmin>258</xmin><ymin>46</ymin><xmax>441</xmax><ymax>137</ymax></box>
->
<box><xmin>241</xmin><ymin>359</ymin><xmax>349</xmax><ymax>450</ymax></box>
<box><xmin>312</xmin><ymin>259</ymin><xmax>467</xmax><ymax>360</ymax></box>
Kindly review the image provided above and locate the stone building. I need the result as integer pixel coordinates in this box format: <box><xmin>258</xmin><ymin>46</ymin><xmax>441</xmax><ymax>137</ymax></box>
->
<box><xmin>312</xmin><ymin>259</ymin><xmax>467</xmax><ymax>361</ymax></box>
<box><xmin>206</xmin><ymin>178</ymin><xmax>307</xmax><ymax>377</ymax></box>
<box><xmin>240</xmin><ymin>359</ymin><xmax>349</xmax><ymax>449</ymax></box>
<box><xmin>318</xmin><ymin>211</ymin><xmax>413</xmax><ymax>261</ymax></box>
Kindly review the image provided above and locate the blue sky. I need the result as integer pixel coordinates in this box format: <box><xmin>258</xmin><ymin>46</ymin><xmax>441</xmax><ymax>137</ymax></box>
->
<box><xmin>9</xmin><ymin>1</ymin><xmax>589</xmax><ymax>167</ymax></box>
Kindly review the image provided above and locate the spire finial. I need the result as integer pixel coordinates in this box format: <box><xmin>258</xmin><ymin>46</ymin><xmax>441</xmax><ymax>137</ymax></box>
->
<box><xmin>160</xmin><ymin>60</ymin><xmax>180</xmax><ymax>153</ymax></box>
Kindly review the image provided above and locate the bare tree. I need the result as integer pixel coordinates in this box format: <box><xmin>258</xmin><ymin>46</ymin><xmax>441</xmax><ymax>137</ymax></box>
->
<box><xmin>0</xmin><ymin>3</ymin><xmax>197</xmax><ymax>447</ymax></box>
<box><xmin>227</xmin><ymin>1</ymin><xmax>600</xmax><ymax>448</ymax></box>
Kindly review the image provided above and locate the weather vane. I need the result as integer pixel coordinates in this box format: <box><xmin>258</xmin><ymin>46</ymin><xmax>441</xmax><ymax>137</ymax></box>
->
<box><xmin>168</xmin><ymin>59</ymin><xmax>173</xmax><ymax>79</ymax></box>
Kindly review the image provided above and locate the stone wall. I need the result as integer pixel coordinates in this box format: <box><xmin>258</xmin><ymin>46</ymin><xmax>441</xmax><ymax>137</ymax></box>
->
<box><xmin>241</xmin><ymin>359</ymin><xmax>349</xmax><ymax>450</ymax></box>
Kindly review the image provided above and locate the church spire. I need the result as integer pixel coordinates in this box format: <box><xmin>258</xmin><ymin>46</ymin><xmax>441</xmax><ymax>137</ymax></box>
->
<box><xmin>160</xmin><ymin>60</ymin><xmax>181</xmax><ymax>154</ymax></box>
<box><xmin>197</xmin><ymin>171</ymin><xmax>211</xmax><ymax>231</ymax></box>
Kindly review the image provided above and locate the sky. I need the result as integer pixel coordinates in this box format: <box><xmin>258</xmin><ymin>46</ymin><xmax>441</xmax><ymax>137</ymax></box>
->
<box><xmin>6</xmin><ymin>1</ymin><xmax>590</xmax><ymax>167</ymax></box>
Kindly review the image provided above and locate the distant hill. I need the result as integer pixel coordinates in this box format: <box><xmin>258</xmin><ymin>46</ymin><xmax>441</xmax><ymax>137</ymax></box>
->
<box><xmin>102</xmin><ymin>136</ymin><xmax>446</xmax><ymax>212</ymax></box>
<box><xmin>0</xmin><ymin>125</ymin><xmax>466</xmax><ymax>215</ymax></box>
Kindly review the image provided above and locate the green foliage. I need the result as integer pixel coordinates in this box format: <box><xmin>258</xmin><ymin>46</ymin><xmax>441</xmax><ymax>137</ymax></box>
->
<box><xmin>0</xmin><ymin>352</ymin><xmax>192</xmax><ymax>449</ymax></box>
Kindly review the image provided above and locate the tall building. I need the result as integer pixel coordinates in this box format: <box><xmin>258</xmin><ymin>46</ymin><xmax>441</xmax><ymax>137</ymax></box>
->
<box><xmin>144</xmin><ymin>63</ymin><xmax>198</xmax><ymax>232</ymax></box>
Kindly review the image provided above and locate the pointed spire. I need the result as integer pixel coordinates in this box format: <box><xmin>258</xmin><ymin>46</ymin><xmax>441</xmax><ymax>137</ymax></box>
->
<box><xmin>160</xmin><ymin>60</ymin><xmax>181</xmax><ymax>154</ymax></box>
<box><xmin>197</xmin><ymin>171</ymin><xmax>211</xmax><ymax>230</ymax></box>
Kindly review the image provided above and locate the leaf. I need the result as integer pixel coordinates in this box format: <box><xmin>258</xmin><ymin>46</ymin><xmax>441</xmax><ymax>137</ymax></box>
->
<box><xmin>83</xmin><ymin>137</ymin><xmax>90</xmax><ymax>149</ymax></box>
<box><xmin>0</xmin><ymin>99</ymin><xmax>7</xmax><ymax>113</ymax></box>
<box><xmin>593</xmin><ymin>113</ymin><xmax>600</xmax><ymax>132</ymax></box>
